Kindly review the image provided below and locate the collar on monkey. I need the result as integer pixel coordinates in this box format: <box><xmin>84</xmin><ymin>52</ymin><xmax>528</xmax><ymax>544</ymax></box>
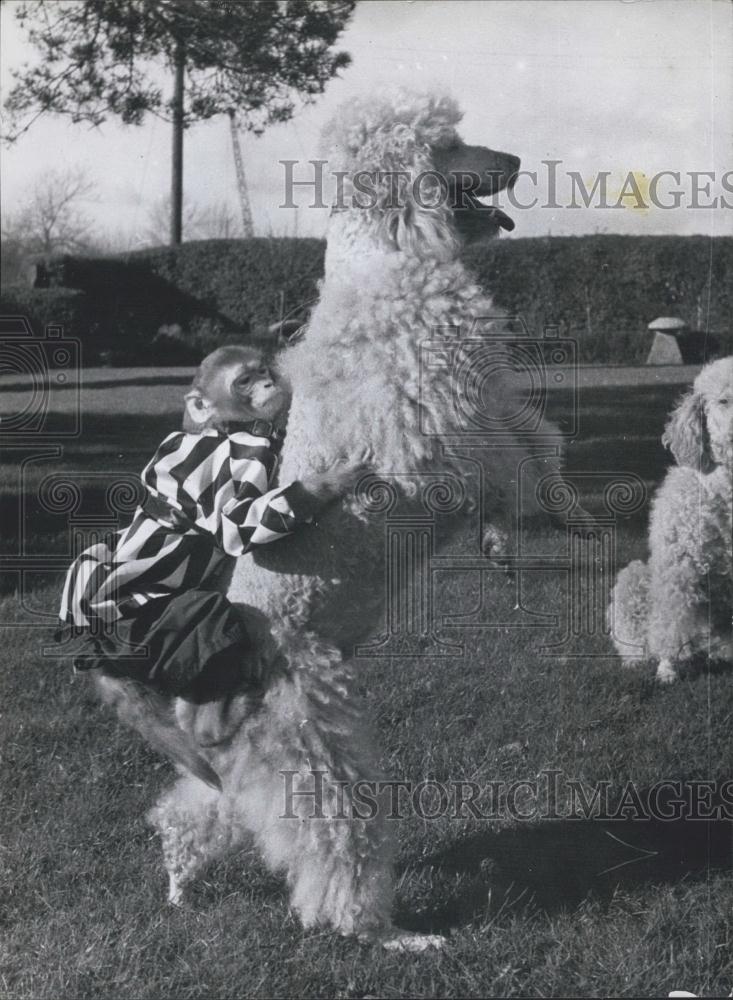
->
<box><xmin>219</xmin><ymin>419</ymin><xmax>284</xmax><ymax>440</ymax></box>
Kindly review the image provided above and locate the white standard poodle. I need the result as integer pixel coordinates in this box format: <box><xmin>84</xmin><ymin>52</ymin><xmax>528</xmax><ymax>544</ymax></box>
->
<box><xmin>609</xmin><ymin>356</ymin><xmax>733</xmax><ymax>683</ymax></box>
<box><xmin>126</xmin><ymin>90</ymin><xmax>563</xmax><ymax>950</ymax></box>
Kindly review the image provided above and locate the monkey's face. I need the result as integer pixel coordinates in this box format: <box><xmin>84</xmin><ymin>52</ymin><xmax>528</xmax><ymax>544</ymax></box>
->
<box><xmin>226</xmin><ymin>358</ymin><xmax>288</xmax><ymax>421</ymax></box>
<box><xmin>184</xmin><ymin>348</ymin><xmax>289</xmax><ymax>432</ymax></box>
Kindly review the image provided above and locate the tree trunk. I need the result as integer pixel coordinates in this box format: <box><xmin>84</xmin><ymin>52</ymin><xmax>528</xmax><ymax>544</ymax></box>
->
<box><xmin>170</xmin><ymin>43</ymin><xmax>185</xmax><ymax>246</ymax></box>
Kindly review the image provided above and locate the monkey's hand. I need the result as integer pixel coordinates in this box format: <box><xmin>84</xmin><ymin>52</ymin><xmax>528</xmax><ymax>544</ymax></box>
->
<box><xmin>298</xmin><ymin>450</ymin><xmax>373</xmax><ymax>508</ymax></box>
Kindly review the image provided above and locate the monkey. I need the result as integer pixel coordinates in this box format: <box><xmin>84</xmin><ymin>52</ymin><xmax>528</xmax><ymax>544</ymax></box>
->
<box><xmin>183</xmin><ymin>344</ymin><xmax>290</xmax><ymax>431</ymax></box>
<box><xmin>57</xmin><ymin>343</ymin><xmax>366</xmax><ymax>788</ymax></box>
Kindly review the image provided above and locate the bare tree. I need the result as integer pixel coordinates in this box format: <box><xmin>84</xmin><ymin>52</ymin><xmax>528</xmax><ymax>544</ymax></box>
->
<box><xmin>0</xmin><ymin>228</ymin><xmax>32</xmax><ymax>286</ymax></box>
<box><xmin>1</xmin><ymin>167</ymin><xmax>97</xmax><ymax>284</ymax></box>
<box><xmin>142</xmin><ymin>196</ymin><xmax>243</xmax><ymax>246</ymax></box>
<box><xmin>91</xmin><ymin>227</ymin><xmax>143</xmax><ymax>255</ymax></box>
<box><xmin>142</xmin><ymin>194</ymin><xmax>206</xmax><ymax>248</ymax></box>
<box><xmin>19</xmin><ymin>167</ymin><xmax>94</xmax><ymax>254</ymax></box>
<box><xmin>194</xmin><ymin>201</ymin><xmax>241</xmax><ymax>240</ymax></box>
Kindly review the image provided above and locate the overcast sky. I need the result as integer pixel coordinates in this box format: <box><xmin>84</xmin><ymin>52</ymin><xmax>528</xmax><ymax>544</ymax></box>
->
<box><xmin>1</xmin><ymin>0</ymin><xmax>731</xmax><ymax>245</ymax></box>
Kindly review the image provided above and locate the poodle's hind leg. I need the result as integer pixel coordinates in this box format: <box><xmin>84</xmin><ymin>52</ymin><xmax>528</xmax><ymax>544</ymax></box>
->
<box><xmin>291</xmin><ymin>855</ymin><xmax>444</xmax><ymax>951</ymax></box>
<box><xmin>147</xmin><ymin>774</ymin><xmax>236</xmax><ymax>905</ymax></box>
<box><xmin>229</xmin><ymin>691</ymin><xmax>397</xmax><ymax>937</ymax></box>
<box><xmin>282</xmin><ymin>777</ymin><xmax>443</xmax><ymax>951</ymax></box>
<box><xmin>241</xmin><ymin>636</ymin><xmax>443</xmax><ymax>949</ymax></box>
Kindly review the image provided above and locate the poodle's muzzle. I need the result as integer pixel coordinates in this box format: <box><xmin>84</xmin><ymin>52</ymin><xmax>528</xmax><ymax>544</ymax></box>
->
<box><xmin>433</xmin><ymin>143</ymin><xmax>520</xmax><ymax>240</ymax></box>
<box><xmin>433</xmin><ymin>143</ymin><xmax>520</xmax><ymax>197</ymax></box>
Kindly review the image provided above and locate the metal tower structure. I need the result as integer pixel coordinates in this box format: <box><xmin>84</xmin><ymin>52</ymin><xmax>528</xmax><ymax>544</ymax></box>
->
<box><xmin>228</xmin><ymin>109</ymin><xmax>255</xmax><ymax>237</ymax></box>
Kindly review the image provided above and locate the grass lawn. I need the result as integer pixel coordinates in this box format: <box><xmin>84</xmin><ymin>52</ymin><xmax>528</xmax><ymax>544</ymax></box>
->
<box><xmin>1</xmin><ymin>366</ymin><xmax>731</xmax><ymax>999</ymax></box>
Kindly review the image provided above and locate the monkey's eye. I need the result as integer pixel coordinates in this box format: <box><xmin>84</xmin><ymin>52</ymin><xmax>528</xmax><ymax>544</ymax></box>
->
<box><xmin>234</xmin><ymin>373</ymin><xmax>252</xmax><ymax>389</ymax></box>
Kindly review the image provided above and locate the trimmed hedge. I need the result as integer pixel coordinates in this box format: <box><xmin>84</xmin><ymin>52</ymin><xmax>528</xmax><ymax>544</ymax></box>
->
<box><xmin>464</xmin><ymin>235</ymin><xmax>733</xmax><ymax>363</ymax></box>
<box><xmin>126</xmin><ymin>237</ymin><xmax>326</xmax><ymax>333</ymax></box>
<box><xmin>25</xmin><ymin>239</ymin><xmax>325</xmax><ymax>364</ymax></box>
<box><xmin>5</xmin><ymin>235</ymin><xmax>731</xmax><ymax>365</ymax></box>
<box><xmin>0</xmin><ymin>284</ymin><xmax>93</xmax><ymax>350</ymax></box>
<box><xmin>37</xmin><ymin>237</ymin><xmax>325</xmax><ymax>334</ymax></box>
<box><xmin>32</xmin><ymin>252</ymin><xmax>247</xmax><ymax>364</ymax></box>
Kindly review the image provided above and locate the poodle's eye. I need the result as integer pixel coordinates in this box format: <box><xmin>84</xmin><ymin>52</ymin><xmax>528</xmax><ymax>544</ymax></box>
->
<box><xmin>717</xmin><ymin>397</ymin><xmax>729</xmax><ymax>406</ymax></box>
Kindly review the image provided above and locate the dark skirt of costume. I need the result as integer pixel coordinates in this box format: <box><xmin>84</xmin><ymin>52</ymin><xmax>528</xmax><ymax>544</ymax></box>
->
<box><xmin>57</xmin><ymin>589</ymin><xmax>257</xmax><ymax>702</ymax></box>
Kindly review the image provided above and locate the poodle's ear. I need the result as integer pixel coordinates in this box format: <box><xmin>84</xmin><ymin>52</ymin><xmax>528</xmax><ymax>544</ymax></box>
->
<box><xmin>377</xmin><ymin>145</ymin><xmax>459</xmax><ymax>262</ymax></box>
<box><xmin>661</xmin><ymin>390</ymin><xmax>714</xmax><ymax>470</ymax></box>
<box><xmin>381</xmin><ymin>198</ymin><xmax>459</xmax><ymax>262</ymax></box>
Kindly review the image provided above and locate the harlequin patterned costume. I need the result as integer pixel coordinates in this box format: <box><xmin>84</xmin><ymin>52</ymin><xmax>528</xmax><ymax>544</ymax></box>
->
<box><xmin>57</xmin><ymin>420</ymin><xmax>315</xmax><ymax>699</ymax></box>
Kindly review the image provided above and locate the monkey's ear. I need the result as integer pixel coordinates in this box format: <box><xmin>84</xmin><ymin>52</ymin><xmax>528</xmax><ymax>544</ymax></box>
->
<box><xmin>183</xmin><ymin>389</ymin><xmax>214</xmax><ymax>432</ymax></box>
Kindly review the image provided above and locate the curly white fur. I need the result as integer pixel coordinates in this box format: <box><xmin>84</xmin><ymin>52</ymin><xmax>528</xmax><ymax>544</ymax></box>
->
<box><xmin>145</xmin><ymin>90</ymin><xmax>561</xmax><ymax>948</ymax></box>
<box><xmin>609</xmin><ymin>356</ymin><xmax>733</xmax><ymax>682</ymax></box>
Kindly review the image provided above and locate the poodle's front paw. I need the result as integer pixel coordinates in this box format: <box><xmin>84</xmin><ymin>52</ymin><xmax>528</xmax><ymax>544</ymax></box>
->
<box><xmin>656</xmin><ymin>660</ymin><xmax>678</xmax><ymax>684</ymax></box>
<box><xmin>167</xmin><ymin>872</ymin><xmax>185</xmax><ymax>906</ymax></box>
<box><xmin>380</xmin><ymin>931</ymin><xmax>445</xmax><ymax>953</ymax></box>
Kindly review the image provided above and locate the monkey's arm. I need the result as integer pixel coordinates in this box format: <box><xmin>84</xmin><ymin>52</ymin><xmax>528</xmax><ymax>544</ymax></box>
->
<box><xmin>202</xmin><ymin>434</ymin><xmax>318</xmax><ymax>556</ymax></box>
<box><xmin>217</xmin><ymin>482</ymin><xmax>313</xmax><ymax>555</ymax></box>
<box><xmin>139</xmin><ymin>429</ymin><xmax>312</xmax><ymax>557</ymax></box>
<box><xmin>158</xmin><ymin>432</ymin><xmax>352</xmax><ymax>558</ymax></box>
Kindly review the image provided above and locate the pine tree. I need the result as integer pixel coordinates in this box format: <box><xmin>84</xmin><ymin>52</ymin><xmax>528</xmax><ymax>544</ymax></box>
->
<box><xmin>3</xmin><ymin>0</ymin><xmax>355</xmax><ymax>244</ymax></box>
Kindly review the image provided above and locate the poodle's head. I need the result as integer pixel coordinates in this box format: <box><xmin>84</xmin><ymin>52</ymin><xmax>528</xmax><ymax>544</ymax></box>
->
<box><xmin>662</xmin><ymin>355</ymin><xmax>733</xmax><ymax>471</ymax></box>
<box><xmin>320</xmin><ymin>90</ymin><xmax>519</xmax><ymax>261</ymax></box>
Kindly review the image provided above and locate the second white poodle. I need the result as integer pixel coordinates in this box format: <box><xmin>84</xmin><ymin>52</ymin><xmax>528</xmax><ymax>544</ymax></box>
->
<box><xmin>609</xmin><ymin>356</ymin><xmax>733</xmax><ymax>682</ymax></box>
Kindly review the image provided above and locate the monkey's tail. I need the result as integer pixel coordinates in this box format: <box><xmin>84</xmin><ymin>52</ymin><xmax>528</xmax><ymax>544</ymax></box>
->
<box><xmin>93</xmin><ymin>673</ymin><xmax>223</xmax><ymax>792</ymax></box>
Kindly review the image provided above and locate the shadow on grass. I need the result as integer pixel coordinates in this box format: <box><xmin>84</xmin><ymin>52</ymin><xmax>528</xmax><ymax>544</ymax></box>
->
<box><xmin>0</xmin><ymin>410</ymin><xmax>180</xmax><ymax>440</ymax></box>
<box><xmin>0</xmin><ymin>375</ymin><xmax>194</xmax><ymax>393</ymax></box>
<box><xmin>0</xmin><ymin>412</ymin><xmax>180</xmax><ymax>590</ymax></box>
<box><xmin>398</xmin><ymin>798</ymin><xmax>733</xmax><ymax>933</ymax></box>
<box><xmin>547</xmin><ymin>383</ymin><xmax>680</xmax><ymax>483</ymax></box>
<box><xmin>548</xmin><ymin>382</ymin><xmax>682</xmax><ymax>439</ymax></box>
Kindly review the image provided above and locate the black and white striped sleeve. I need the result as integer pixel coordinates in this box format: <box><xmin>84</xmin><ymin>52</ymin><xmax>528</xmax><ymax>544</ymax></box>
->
<box><xmin>215</xmin><ymin>434</ymin><xmax>314</xmax><ymax>555</ymax></box>
<box><xmin>142</xmin><ymin>430</ymin><xmax>316</xmax><ymax>557</ymax></box>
